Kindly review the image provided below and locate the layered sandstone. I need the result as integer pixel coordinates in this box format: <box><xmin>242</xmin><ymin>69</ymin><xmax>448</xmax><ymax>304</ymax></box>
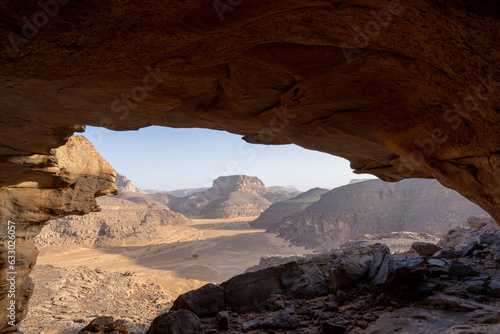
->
<box><xmin>1</xmin><ymin>0</ymin><xmax>500</xmax><ymax>331</ymax></box>
<box><xmin>0</xmin><ymin>136</ymin><xmax>117</xmax><ymax>332</ymax></box>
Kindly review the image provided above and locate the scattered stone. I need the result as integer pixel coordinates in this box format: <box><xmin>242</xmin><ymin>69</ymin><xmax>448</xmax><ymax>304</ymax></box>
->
<box><xmin>262</xmin><ymin>309</ymin><xmax>299</xmax><ymax>329</ymax></box>
<box><xmin>329</xmin><ymin>255</ymin><xmax>368</xmax><ymax>290</ymax></box>
<box><xmin>460</xmin><ymin>242</ymin><xmax>484</xmax><ymax>257</ymax></box>
<box><xmin>242</xmin><ymin>318</ymin><xmax>261</xmax><ymax>332</ymax></box>
<box><xmin>463</xmin><ymin>277</ymin><xmax>489</xmax><ymax>295</ymax></box>
<box><xmin>334</xmin><ymin>290</ymin><xmax>347</xmax><ymax>305</ymax></box>
<box><xmin>324</xmin><ymin>301</ymin><xmax>339</xmax><ymax>311</ymax></box>
<box><xmin>480</xmin><ymin>233</ymin><xmax>500</xmax><ymax>245</ymax></box>
<box><xmin>428</xmin><ymin>259</ymin><xmax>446</xmax><ymax>267</ymax></box>
<box><xmin>274</xmin><ymin>300</ymin><xmax>286</xmax><ymax>310</ymax></box>
<box><xmin>432</xmin><ymin>247</ymin><xmax>458</xmax><ymax>259</ymax></box>
<box><xmin>171</xmin><ymin>283</ymin><xmax>224</xmax><ymax>317</ymax></box>
<box><xmin>449</xmin><ymin>260</ymin><xmax>478</xmax><ymax>278</ymax></box>
<box><xmin>217</xmin><ymin>311</ymin><xmax>229</xmax><ymax>330</ymax></box>
<box><xmin>322</xmin><ymin>321</ymin><xmax>347</xmax><ymax>334</ymax></box>
<box><xmin>78</xmin><ymin>316</ymin><xmax>130</xmax><ymax>334</ymax></box>
<box><xmin>411</xmin><ymin>242</ymin><xmax>441</xmax><ymax>257</ymax></box>
<box><xmin>147</xmin><ymin>310</ymin><xmax>201</xmax><ymax>334</ymax></box>
<box><xmin>487</xmin><ymin>277</ymin><xmax>500</xmax><ymax>297</ymax></box>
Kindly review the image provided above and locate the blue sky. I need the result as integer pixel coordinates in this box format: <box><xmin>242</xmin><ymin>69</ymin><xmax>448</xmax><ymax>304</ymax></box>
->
<box><xmin>83</xmin><ymin>126</ymin><xmax>375</xmax><ymax>192</ymax></box>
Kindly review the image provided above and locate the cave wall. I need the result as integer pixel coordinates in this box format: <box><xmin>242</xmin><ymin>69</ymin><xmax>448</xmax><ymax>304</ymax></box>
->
<box><xmin>0</xmin><ymin>0</ymin><xmax>499</xmax><ymax>331</ymax></box>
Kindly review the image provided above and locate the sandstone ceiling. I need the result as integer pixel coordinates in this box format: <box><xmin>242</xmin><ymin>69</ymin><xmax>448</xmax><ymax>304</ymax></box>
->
<box><xmin>0</xmin><ymin>0</ymin><xmax>499</xmax><ymax>330</ymax></box>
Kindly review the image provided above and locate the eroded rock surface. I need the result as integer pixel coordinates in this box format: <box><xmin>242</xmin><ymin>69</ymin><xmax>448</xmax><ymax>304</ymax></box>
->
<box><xmin>1</xmin><ymin>0</ymin><xmax>500</xmax><ymax>331</ymax></box>
<box><xmin>162</xmin><ymin>220</ymin><xmax>500</xmax><ymax>333</ymax></box>
<box><xmin>0</xmin><ymin>135</ymin><xmax>117</xmax><ymax>333</ymax></box>
<box><xmin>268</xmin><ymin>179</ymin><xmax>488</xmax><ymax>249</ymax></box>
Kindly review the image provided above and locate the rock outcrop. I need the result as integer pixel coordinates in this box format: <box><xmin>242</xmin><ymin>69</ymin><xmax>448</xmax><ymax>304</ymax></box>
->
<box><xmin>36</xmin><ymin>195</ymin><xmax>191</xmax><ymax>250</ymax></box>
<box><xmin>250</xmin><ymin>187</ymin><xmax>329</xmax><ymax>229</ymax></box>
<box><xmin>0</xmin><ymin>135</ymin><xmax>117</xmax><ymax>332</ymax></box>
<box><xmin>168</xmin><ymin>175</ymin><xmax>300</xmax><ymax>218</ymax></box>
<box><xmin>1</xmin><ymin>0</ymin><xmax>500</xmax><ymax>331</ymax></box>
<box><xmin>157</xmin><ymin>221</ymin><xmax>500</xmax><ymax>333</ymax></box>
<box><xmin>268</xmin><ymin>179</ymin><xmax>488</xmax><ymax>250</ymax></box>
<box><xmin>115</xmin><ymin>174</ymin><xmax>138</xmax><ymax>194</ymax></box>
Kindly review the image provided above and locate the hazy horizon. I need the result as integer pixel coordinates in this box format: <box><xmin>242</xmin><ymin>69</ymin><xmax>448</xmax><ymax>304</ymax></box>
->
<box><xmin>83</xmin><ymin>125</ymin><xmax>377</xmax><ymax>192</ymax></box>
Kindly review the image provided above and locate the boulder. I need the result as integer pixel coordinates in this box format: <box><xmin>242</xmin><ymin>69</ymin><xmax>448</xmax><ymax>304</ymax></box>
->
<box><xmin>463</xmin><ymin>277</ymin><xmax>489</xmax><ymax>295</ymax></box>
<box><xmin>329</xmin><ymin>255</ymin><xmax>368</xmax><ymax>290</ymax></box>
<box><xmin>78</xmin><ymin>316</ymin><xmax>129</xmax><ymax>334</ymax></box>
<box><xmin>222</xmin><ymin>266</ymin><xmax>285</xmax><ymax>313</ymax></box>
<box><xmin>368</xmin><ymin>245</ymin><xmax>396</xmax><ymax>287</ymax></box>
<box><xmin>242</xmin><ymin>319</ymin><xmax>261</xmax><ymax>332</ymax></box>
<box><xmin>217</xmin><ymin>311</ymin><xmax>230</xmax><ymax>330</ymax></box>
<box><xmin>171</xmin><ymin>283</ymin><xmax>224</xmax><ymax>317</ymax></box>
<box><xmin>448</xmin><ymin>260</ymin><xmax>479</xmax><ymax>278</ymax></box>
<box><xmin>428</xmin><ymin>259</ymin><xmax>446</xmax><ymax>268</ymax></box>
<box><xmin>487</xmin><ymin>277</ymin><xmax>500</xmax><ymax>297</ymax></box>
<box><xmin>460</xmin><ymin>242</ymin><xmax>484</xmax><ymax>257</ymax></box>
<box><xmin>479</xmin><ymin>233</ymin><xmax>500</xmax><ymax>245</ymax></box>
<box><xmin>411</xmin><ymin>242</ymin><xmax>441</xmax><ymax>257</ymax></box>
<box><xmin>432</xmin><ymin>247</ymin><xmax>458</xmax><ymax>259</ymax></box>
<box><xmin>147</xmin><ymin>310</ymin><xmax>201</xmax><ymax>334</ymax></box>
<box><xmin>280</xmin><ymin>261</ymin><xmax>329</xmax><ymax>299</ymax></box>
<box><xmin>262</xmin><ymin>310</ymin><xmax>299</xmax><ymax>329</ymax></box>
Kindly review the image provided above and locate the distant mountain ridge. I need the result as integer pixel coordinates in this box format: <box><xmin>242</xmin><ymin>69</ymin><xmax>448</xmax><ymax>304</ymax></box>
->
<box><xmin>266</xmin><ymin>179</ymin><xmax>489</xmax><ymax>250</ymax></box>
<box><xmin>250</xmin><ymin>187</ymin><xmax>329</xmax><ymax>229</ymax></box>
<box><xmin>168</xmin><ymin>175</ymin><xmax>301</xmax><ymax>219</ymax></box>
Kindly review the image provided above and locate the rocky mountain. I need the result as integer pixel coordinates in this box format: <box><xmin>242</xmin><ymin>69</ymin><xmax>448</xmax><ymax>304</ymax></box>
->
<box><xmin>268</xmin><ymin>179</ymin><xmax>488</xmax><ymax>250</ymax></box>
<box><xmin>163</xmin><ymin>187</ymin><xmax>210</xmax><ymax>198</ymax></box>
<box><xmin>36</xmin><ymin>178</ymin><xmax>191</xmax><ymax>250</ymax></box>
<box><xmin>268</xmin><ymin>186</ymin><xmax>300</xmax><ymax>193</ymax></box>
<box><xmin>168</xmin><ymin>175</ymin><xmax>301</xmax><ymax>219</ymax></box>
<box><xmin>250</xmin><ymin>187</ymin><xmax>329</xmax><ymax>229</ymax></box>
<box><xmin>115</xmin><ymin>173</ymin><xmax>138</xmax><ymax>193</ymax></box>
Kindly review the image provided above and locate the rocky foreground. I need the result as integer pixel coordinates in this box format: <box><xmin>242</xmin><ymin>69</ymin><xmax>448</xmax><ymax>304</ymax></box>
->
<box><xmin>70</xmin><ymin>216</ymin><xmax>500</xmax><ymax>334</ymax></box>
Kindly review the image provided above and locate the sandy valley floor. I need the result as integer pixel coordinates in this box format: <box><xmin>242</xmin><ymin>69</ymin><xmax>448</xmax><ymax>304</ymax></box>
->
<box><xmin>20</xmin><ymin>219</ymin><xmax>310</xmax><ymax>333</ymax></box>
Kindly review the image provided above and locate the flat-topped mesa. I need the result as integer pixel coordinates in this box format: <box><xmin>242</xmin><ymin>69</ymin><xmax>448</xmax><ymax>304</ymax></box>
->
<box><xmin>212</xmin><ymin>175</ymin><xmax>267</xmax><ymax>195</ymax></box>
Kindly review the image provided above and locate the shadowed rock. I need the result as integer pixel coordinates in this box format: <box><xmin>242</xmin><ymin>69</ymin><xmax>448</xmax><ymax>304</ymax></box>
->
<box><xmin>147</xmin><ymin>310</ymin><xmax>200</xmax><ymax>334</ymax></box>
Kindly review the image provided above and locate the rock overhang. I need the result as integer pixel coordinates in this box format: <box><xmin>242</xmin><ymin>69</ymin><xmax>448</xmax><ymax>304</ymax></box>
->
<box><xmin>0</xmin><ymin>0</ymin><xmax>500</xmax><ymax>331</ymax></box>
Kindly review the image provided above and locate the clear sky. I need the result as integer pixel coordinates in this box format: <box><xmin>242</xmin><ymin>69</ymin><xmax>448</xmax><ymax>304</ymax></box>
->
<box><xmin>83</xmin><ymin>126</ymin><xmax>376</xmax><ymax>192</ymax></box>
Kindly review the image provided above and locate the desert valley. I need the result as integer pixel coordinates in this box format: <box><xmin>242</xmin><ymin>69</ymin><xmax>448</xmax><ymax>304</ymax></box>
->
<box><xmin>17</xmin><ymin>172</ymin><xmax>500</xmax><ymax>333</ymax></box>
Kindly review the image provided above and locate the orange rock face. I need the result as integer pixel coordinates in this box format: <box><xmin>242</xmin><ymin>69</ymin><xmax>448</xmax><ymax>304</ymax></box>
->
<box><xmin>0</xmin><ymin>0</ymin><xmax>499</xmax><ymax>331</ymax></box>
